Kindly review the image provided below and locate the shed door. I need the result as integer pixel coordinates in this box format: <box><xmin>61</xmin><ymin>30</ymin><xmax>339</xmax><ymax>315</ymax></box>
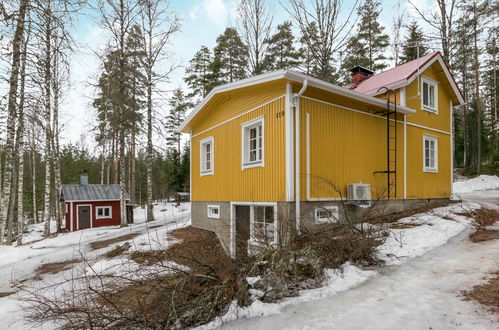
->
<box><xmin>78</xmin><ymin>206</ymin><xmax>91</xmax><ymax>229</ymax></box>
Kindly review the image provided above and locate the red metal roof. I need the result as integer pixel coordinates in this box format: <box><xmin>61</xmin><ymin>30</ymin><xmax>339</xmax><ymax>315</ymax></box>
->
<box><xmin>348</xmin><ymin>52</ymin><xmax>439</xmax><ymax>94</ymax></box>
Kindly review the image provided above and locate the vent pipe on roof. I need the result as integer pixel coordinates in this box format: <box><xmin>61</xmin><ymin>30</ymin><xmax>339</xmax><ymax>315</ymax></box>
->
<box><xmin>349</xmin><ymin>66</ymin><xmax>374</xmax><ymax>85</ymax></box>
<box><xmin>80</xmin><ymin>171</ymin><xmax>88</xmax><ymax>185</ymax></box>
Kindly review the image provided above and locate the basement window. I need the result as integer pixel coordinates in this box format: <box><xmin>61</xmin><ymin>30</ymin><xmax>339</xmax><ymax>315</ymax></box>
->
<box><xmin>423</xmin><ymin>135</ymin><xmax>438</xmax><ymax>172</ymax></box>
<box><xmin>242</xmin><ymin>117</ymin><xmax>264</xmax><ymax>169</ymax></box>
<box><xmin>421</xmin><ymin>77</ymin><xmax>438</xmax><ymax>113</ymax></box>
<box><xmin>96</xmin><ymin>206</ymin><xmax>112</xmax><ymax>219</ymax></box>
<box><xmin>314</xmin><ymin>206</ymin><xmax>339</xmax><ymax>224</ymax></box>
<box><xmin>207</xmin><ymin>205</ymin><xmax>220</xmax><ymax>219</ymax></box>
<box><xmin>200</xmin><ymin>136</ymin><xmax>214</xmax><ymax>176</ymax></box>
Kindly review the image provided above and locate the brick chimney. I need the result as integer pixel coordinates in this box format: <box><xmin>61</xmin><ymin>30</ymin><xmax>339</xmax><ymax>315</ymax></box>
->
<box><xmin>349</xmin><ymin>66</ymin><xmax>374</xmax><ymax>85</ymax></box>
<box><xmin>80</xmin><ymin>171</ymin><xmax>89</xmax><ymax>185</ymax></box>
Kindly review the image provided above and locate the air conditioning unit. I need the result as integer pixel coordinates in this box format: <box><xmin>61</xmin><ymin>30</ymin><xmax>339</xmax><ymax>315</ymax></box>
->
<box><xmin>347</xmin><ymin>183</ymin><xmax>371</xmax><ymax>201</ymax></box>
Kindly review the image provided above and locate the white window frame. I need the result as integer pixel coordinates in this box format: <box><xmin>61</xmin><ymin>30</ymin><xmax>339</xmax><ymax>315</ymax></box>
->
<box><xmin>200</xmin><ymin>136</ymin><xmax>214</xmax><ymax>176</ymax></box>
<box><xmin>96</xmin><ymin>206</ymin><xmax>112</xmax><ymax>219</ymax></box>
<box><xmin>421</xmin><ymin>76</ymin><xmax>438</xmax><ymax>113</ymax></box>
<box><xmin>241</xmin><ymin>117</ymin><xmax>264</xmax><ymax>169</ymax></box>
<box><xmin>207</xmin><ymin>205</ymin><xmax>220</xmax><ymax>219</ymax></box>
<box><xmin>423</xmin><ymin>134</ymin><xmax>438</xmax><ymax>173</ymax></box>
<box><xmin>250</xmin><ymin>204</ymin><xmax>278</xmax><ymax>246</ymax></box>
<box><xmin>314</xmin><ymin>206</ymin><xmax>339</xmax><ymax>224</ymax></box>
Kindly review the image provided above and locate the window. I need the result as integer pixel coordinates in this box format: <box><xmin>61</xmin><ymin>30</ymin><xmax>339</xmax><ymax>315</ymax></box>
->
<box><xmin>200</xmin><ymin>136</ymin><xmax>214</xmax><ymax>176</ymax></box>
<box><xmin>251</xmin><ymin>205</ymin><xmax>275</xmax><ymax>244</ymax></box>
<box><xmin>96</xmin><ymin>206</ymin><xmax>112</xmax><ymax>219</ymax></box>
<box><xmin>242</xmin><ymin>117</ymin><xmax>264</xmax><ymax>169</ymax></box>
<box><xmin>423</xmin><ymin>135</ymin><xmax>438</xmax><ymax>172</ymax></box>
<box><xmin>207</xmin><ymin>205</ymin><xmax>220</xmax><ymax>219</ymax></box>
<box><xmin>421</xmin><ymin>77</ymin><xmax>438</xmax><ymax>113</ymax></box>
<box><xmin>315</xmin><ymin>206</ymin><xmax>339</xmax><ymax>224</ymax></box>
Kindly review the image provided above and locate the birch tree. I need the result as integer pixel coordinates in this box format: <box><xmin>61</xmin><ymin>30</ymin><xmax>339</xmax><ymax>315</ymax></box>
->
<box><xmin>139</xmin><ymin>0</ymin><xmax>180</xmax><ymax>221</ymax></box>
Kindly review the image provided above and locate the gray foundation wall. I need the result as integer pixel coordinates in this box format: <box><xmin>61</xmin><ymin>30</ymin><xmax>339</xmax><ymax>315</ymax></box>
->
<box><xmin>191</xmin><ymin>198</ymin><xmax>451</xmax><ymax>254</ymax></box>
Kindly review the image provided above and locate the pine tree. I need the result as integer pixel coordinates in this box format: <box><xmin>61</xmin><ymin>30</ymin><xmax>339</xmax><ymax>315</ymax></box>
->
<box><xmin>400</xmin><ymin>20</ymin><xmax>428</xmax><ymax>63</ymax></box>
<box><xmin>185</xmin><ymin>46</ymin><xmax>214</xmax><ymax>99</ymax></box>
<box><xmin>165</xmin><ymin>89</ymin><xmax>193</xmax><ymax>153</ymax></box>
<box><xmin>214</xmin><ymin>27</ymin><xmax>248</xmax><ymax>82</ymax></box>
<box><xmin>342</xmin><ymin>0</ymin><xmax>390</xmax><ymax>76</ymax></box>
<box><xmin>263</xmin><ymin>21</ymin><xmax>300</xmax><ymax>70</ymax></box>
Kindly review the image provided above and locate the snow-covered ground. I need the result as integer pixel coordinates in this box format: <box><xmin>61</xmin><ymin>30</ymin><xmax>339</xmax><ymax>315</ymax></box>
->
<box><xmin>0</xmin><ymin>202</ymin><xmax>191</xmax><ymax>329</ymax></box>
<box><xmin>200</xmin><ymin>177</ymin><xmax>499</xmax><ymax>329</ymax></box>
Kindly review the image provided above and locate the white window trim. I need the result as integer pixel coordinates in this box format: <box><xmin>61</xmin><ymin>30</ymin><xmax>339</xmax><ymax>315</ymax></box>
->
<box><xmin>249</xmin><ymin>204</ymin><xmax>278</xmax><ymax>247</ymax></box>
<box><xmin>314</xmin><ymin>206</ymin><xmax>339</xmax><ymax>224</ymax></box>
<box><xmin>421</xmin><ymin>76</ymin><xmax>438</xmax><ymax>114</ymax></box>
<box><xmin>207</xmin><ymin>204</ymin><xmax>220</xmax><ymax>219</ymax></box>
<box><xmin>96</xmin><ymin>206</ymin><xmax>113</xmax><ymax>219</ymax></box>
<box><xmin>200</xmin><ymin>136</ymin><xmax>214</xmax><ymax>176</ymax></box>
<box><xmin>423</xmin><ymin>134</ymin><xmax>439</xmax><ymax>173</ymax></box>
<box><xmin>241</xmin><ymin>116</ymin><xmax>265</xmax><ymax>170</ymax></box>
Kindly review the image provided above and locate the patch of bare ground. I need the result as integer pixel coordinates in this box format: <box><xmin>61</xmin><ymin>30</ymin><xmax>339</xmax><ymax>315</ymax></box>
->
<box><xmin>463</xmin><ymin>271</ymin><xmax>499</xmax><ymax>316</ymax></box>
<box><xmin>458</xmin><ymin>209</ymin><xmax>499</xmax><ymax>243</ymax></box>
<box><xmin>105</xmin><ymin>242</ymin><xmax>131</xmax><ymax>258</ymax></box>
<box><xmin>369</xmin><ymin>200</ymin><xmax>453</xmax><ymax>225</ymax></box>
<box><xmin>89</xmin><ymin>233</ymin><xmax>140</xmax><ymax>250</ymax></box>
<box><xmin>0</xmin><ymin>291</ymin><xmax>16</xmax><ymax>298</ymax></box>
<box><xmin>35</xmin><ymin>258</ymin><xmax>81</xmax><ymax>276</ymax></box>
<box><xmin>388</xmin><ymin>223</ymin><xmax>422</xmax><ymax>229</ymax></box>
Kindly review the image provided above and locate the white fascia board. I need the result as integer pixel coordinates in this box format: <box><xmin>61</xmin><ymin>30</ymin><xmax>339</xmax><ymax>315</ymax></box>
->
<box><xmin>364</xmin><ymin>55</ymin><xmax>465</xmax><ymax>105</ymax></box>
<box><xmin>179</xmin><ymin>69</ymin><xmax>418</xmax><ymax>133</ymax></box>
<box><xmin>178</xmin><ymin>70</ymin><xmax>287</xmax><ymax>133</ymax></box>
<box><xmin>284</xmin><ymin>71</ymin><xmax>416</xmax><ymax>115</ymax></box>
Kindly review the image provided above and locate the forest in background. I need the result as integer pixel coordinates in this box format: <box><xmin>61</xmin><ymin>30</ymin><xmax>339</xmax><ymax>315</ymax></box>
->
<box><xmin>0</xmin><ymin>0</ymin><xmax>497</xmax><ymax>244</ymax></box>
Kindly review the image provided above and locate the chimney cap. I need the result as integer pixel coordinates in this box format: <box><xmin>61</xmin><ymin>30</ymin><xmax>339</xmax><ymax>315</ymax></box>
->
<box><xmin>349</xmin><ymin>65</ymin><xmax>374</xmax><ymax>76</ymax></box>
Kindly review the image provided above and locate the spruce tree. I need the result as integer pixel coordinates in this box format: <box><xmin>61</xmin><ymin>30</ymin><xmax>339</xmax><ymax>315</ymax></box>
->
<box><xmin>165</xmin><ymin>88</ymin><xmax>193</xmax><ymax>153</ymax></box>
<box><xmin>263</xmin><ymin>21</ymin><xmax>300</xmax><ymax>70</ymax></box>
<box><xmin>185</xmin><ymin>46</ymin><xmax>213</xmax><ymax>99</ymax></box>
<box><xmin>214</xmin><ymin>27</ymin><xmax>248</xmax><ymax>82</ymax></box>
<box><xmin>342</xmin><ymin>0</ymin><xmax>390</xmax><ymax>76</ymax></box>
<box><xmin>400</xmin><ymin>20</ymin><xmax>428</xmax><ymax>63</ymax></box>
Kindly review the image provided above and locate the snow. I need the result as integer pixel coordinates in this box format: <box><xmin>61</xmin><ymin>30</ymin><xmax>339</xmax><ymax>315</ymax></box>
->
<box><xmin>0</xmin><ymin>202</ymin><xmax>191</xmax><ymax>330</ymax></box>
<box><xmin>200</xmin><ymin>202</ymin><xmax>487</xmax><ymax>329</ymax></box>
<box><xmin>453</xmin><ymin>175</ymin><xmax>499</xmax><ymax>194</ymax></box>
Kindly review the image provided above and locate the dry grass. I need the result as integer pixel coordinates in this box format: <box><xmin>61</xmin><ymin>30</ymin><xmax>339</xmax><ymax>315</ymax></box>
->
<box><xmin>460</xmin><ymin>209</ymin><xmax>499</xmax><ymax>243</ymax></box>
<box><xmin>35</xmin><ymin>258</ymin><xmax>81</xmax><ymax>276</ymax></box>
<box><xmin>89</xmin><ymin>233</ymin><xmax>140</xmax><ymax>250</ymax></box>
<box><xmin>463</xmin><ymin>271</ymin><xmax>499</xmax><ymax>316</ymax></box>
<box><xmin>105</xmin><ymin>242</ymin><xmax>131</xmax><ymax>258</ymax></box>
<box><xmin>0</xmin><ymin>291</ymin><xmax>16</xmax><ymax>298</ymax></box>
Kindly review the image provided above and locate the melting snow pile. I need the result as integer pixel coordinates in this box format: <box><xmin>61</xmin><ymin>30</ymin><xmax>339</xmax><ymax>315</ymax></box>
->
<box><xmin>453</xmin><ymin>175</ymin><xmax>499</xmax><ymax>194</ymax></box>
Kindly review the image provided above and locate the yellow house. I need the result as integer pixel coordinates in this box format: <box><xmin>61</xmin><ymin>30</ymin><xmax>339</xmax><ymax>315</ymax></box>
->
<box><xmin>179</xmin><ymin>52</ymin><xmax>464</xmax><ymax>257</ymax></box>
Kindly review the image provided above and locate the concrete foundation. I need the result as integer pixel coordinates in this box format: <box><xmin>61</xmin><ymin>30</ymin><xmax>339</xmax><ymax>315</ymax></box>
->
<box><xmin>191</xmin><ymin>198</ymin><xmax>451</xmax><ymax>256</ymax></box>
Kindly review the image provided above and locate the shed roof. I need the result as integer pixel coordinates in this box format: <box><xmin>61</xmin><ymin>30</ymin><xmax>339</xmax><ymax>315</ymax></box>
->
<box><xmin>61</xmin><ymin>184</ymin><xmax>128</xmax><ymax>201</ymax></box>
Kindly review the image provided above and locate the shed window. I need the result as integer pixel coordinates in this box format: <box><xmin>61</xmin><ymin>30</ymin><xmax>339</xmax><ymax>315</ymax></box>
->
<box><xmin>423</xmin><ymin>135</ymin><xmax>438</xmax><ymax>172</ymax></box>
<box><xmin>200</xmin><ymin>137</ymin><xmax>214</xmax><ymax>176</ymax></box>
<box><xmin>96</xmin><ymin>206</ymin><xmax>112</xmax><ymax>219</ymax></box>
<box><xmin>242</xmin><ymin>117</ymin><xmax>264</xmax><ymax>169</ymax></box>
<box><xmin>315</xmin><ymin>206</ymin><xmax>339</xmax><ymax>224</ymax></box>
<box><xmin>207</xmin><ymin>205</ymin><xmax>220</xmax><ymax>219</ymax></box>
<box><xmin>422</xmin><ymin>77</ymin><xmax>438</xmax><ymax>113</ymax></box>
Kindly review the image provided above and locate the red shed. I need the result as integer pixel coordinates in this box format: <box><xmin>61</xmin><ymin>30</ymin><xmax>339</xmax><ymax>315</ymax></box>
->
<box><xmin>60</xmin><ymin>173</ymin><xmax>132</xmax><ymax>231</ymax></box>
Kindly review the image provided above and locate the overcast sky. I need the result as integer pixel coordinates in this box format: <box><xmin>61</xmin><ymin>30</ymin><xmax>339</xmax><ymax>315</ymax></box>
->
<box><xmin>61</xmin><ymin>0</ymin><xmax>432</xmax><ymax>148</ymax></box>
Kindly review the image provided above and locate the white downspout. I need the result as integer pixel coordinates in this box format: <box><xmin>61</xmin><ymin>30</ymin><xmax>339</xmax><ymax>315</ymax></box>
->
<box><xmin>294</xmin><ymin>79</ymin><xmax>308</xmax><ymax>233</ymax></box>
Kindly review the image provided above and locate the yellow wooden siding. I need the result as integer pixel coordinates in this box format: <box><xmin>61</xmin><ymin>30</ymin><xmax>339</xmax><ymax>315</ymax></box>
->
<box><xmin>189</xmin><ymin>80</ymin><xmax>286</xmax><ymax>134</ymax></box>
<box><xmin>191</xmin><ymin>98</ymin><xmax>286</xmax><ymax>202</ymax></box>
<box><xmin>406</xmin><ymin>125</ymin><xmax>451</xmax><ymax>198</ymax></box>
<box><xmin>301</xmin><ymin>98</ymin><xmax>405</xmax><ymax>200</ymax></box>
<box><xmin>405</xmin><ymin>63</ymin><xmax>452</xmax><ymax>132</ymax></box>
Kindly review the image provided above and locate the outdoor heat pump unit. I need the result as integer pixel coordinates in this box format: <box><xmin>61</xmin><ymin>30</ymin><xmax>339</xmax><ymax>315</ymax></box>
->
<box><xmin>347</xmin><ymin>183</ymin><xmax>371</xmax><ymax>201</ymax></box>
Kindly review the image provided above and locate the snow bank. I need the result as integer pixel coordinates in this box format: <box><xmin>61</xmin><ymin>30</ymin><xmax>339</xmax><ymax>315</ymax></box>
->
<box><xmin>199</xmin><ymin>202</ymin><xmax>480</xmax><ymax>329</ymax></box>
<box><xmin>453</xmin><ymin>175</ymin><xmax>499</xmax><ymax>194</ymax></box>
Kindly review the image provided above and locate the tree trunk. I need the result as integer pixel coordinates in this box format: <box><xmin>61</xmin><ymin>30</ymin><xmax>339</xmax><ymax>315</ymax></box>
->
<box><xmin>473</xmin><ymin>3</ymin><xmax>481</xmax><ymax>174</ymax></box>
<box><xmin>0</xmin><ymin>0</ymin><xmax>28</xmax><ymax>245</ymax></box>
<box><xmin>146</xmin><ymin>70</ymin><xmax>154</xmax><ymax>221</ymax></box>
<box><xmin>52</xmin><ymin>53</ymin><xmax>62</xmax><ymax>232</ymax></box>
<box><xmin>43</xmin><ymin>1</ymin><xmax>53</xmax><ymax>236</ymax></box>
<box><xmin>130</xmin><ymin>121</ymin><xmax>136</xmax><ymax>205</ymax></box>
<box><xmin>32</xmin><ymin>134</ymin><xmax>38</xmax><ymax>223</ymax></box>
